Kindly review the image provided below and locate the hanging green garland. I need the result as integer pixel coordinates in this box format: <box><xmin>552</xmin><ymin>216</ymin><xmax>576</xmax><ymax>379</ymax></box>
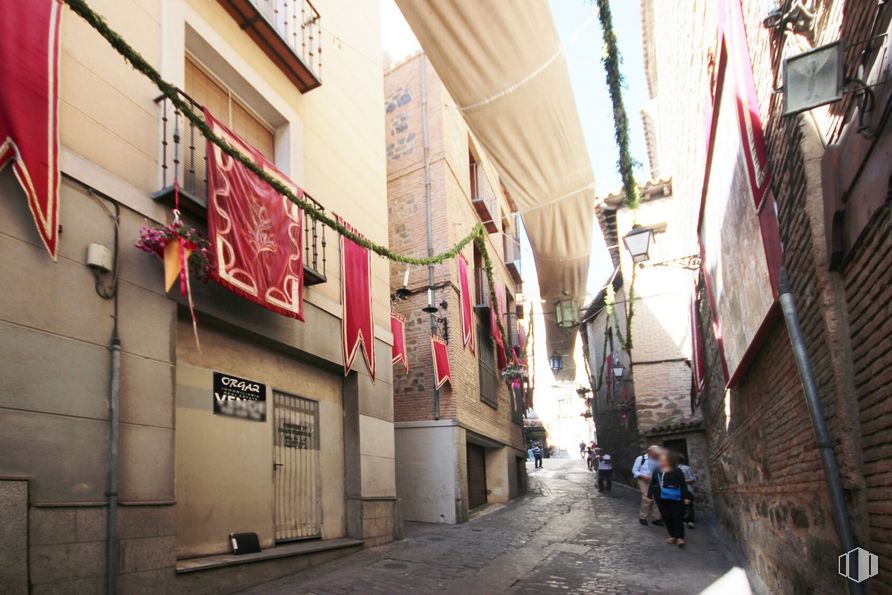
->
<box><xmin>595</xmin><ymin>0</ymin><xmax>640</xmax><ymax>210</ymax></box>
<box><xmin>60</xmin><ymin>0</ymin><xmax>512</xmax><ymax>349</ymax></box>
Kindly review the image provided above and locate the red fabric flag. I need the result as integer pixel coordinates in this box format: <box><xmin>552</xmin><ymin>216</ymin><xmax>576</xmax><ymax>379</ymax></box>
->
<box><xmin>0</xmin><ymin>0</ymin><xmax>62</xmax><ymax>259</ymax></box>
<box><xmin>431</xmin><ymin>335</ymin><xmax>451</xmax><ymax>389</ymax></box>
<box><xmin>457</xmin><ymin>254</ymin><xmax>474</xmax><ymax>352</ymax></box>
<box><xmin>722</xmin><ymin>0</ymin><xmax>771</xmax><ymax>208</ymax></box>
<box><xmin>391</xmin><ymin>311</ymin><xmax>408</xmax><ymax>373</ymax></box>
<box><xmin>205</xmin><ymin>110</ymin><xmax>305</xmax><ymax>320</ymax></box>
<box><xmin>339</xmin><ymin>217</ymin><xmax>375</xmax><ymax>380</ymax></box>
<box><xmin>691</xmin><ymin>279</ymin><xmax>707</xmax><ymax>398</ymax></box>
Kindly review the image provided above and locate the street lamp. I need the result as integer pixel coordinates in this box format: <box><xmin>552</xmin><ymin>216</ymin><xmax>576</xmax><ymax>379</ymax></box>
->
<box><xmin>622</xmin><ymin>225</ymin><xmax>654</xmax><ymax>263</ymax></box>
<box><xmin>555</xmin><ymin>298</ymin><xmax>580</xmax><ymax>328</ymax></box>
<box><xmin>612</xmin><ymin>364</ymin><xmax>625</xmax><ymax>379</ymax></box>
<box><xmin>782</xmin><ymin>41</ymin><xmax>844</xmax><ymax>116</ymax></box>
<box><xmin>549</xmin><ymin>351</ymin><xmax>563</xmax><ymax>372</ymax></box>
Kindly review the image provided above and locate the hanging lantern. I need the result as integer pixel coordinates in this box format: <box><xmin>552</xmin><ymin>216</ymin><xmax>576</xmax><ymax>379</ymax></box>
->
<box><xmin>555</xmin><ymin>298</ymin><xmax>579</xmax><ymax>328</ymax></box>
<box><xmin>549</xmin><ymin>351</ymin><xmax>564</xmax><ymax>372</ymax></box>
<box><xmin>622</xmin><ymin>225</ymin><xmax>654</xmax><ymax>263</ymax></box>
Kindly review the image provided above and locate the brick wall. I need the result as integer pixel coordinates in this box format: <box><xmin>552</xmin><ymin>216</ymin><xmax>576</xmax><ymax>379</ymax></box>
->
<box><xmin>385</xmin><ymin>55</ymin><xmax>522</xmax><ymax>451</ymax></box>
<box><xmin>646</xmin><ymin>1</ymin><xmax>889</xmax><ymax>592</ymax></box>
<box><xmin>844</xmin><ymin>204</ymin><xmax>892</xmax><ymax>589</ymax></box>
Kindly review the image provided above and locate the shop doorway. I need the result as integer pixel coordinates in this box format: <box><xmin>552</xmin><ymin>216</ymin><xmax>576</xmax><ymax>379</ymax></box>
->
<box><xmin>273</xmin><ymin>391</ymin><xmax>321</xmax><ymax>542</ymax></box>
<box><xmin>467</xmin><ymin>444</ymin><xmax>487</xmax><ymax>510</ymax></box>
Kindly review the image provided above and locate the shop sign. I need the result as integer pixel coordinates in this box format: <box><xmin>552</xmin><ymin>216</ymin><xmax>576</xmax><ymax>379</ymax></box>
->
<box><xmin>213</xmin><ymin>371</ymin><xmax>266</xmax><ymax>421</ymax></box>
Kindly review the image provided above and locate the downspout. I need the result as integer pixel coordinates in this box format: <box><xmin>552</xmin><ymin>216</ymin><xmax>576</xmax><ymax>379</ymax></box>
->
<box><xmin>106</xmin><ymin>200</ymin><xmax>121</xmax><ymax>595</ymax></box>
<box><xmin>420</xmin><ymin>54</ymin><xmax>439</xmax><ymax>419</ymax></box>
<box><xmin>778</xmin><ymin>267</ymin><xmax>863</xmax><ymax>595</ymax></box>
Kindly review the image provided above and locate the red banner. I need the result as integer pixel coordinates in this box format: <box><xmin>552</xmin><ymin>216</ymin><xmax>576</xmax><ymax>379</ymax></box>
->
<box><xmin>205</xmin><ymin>110</ymin><xmax>305</xmax><ymax>320</ymax></box>
<box><xmin>431</xmin><ymin>335</ymin><xmax>451</xmax><ymax>389</ymax></box>
<box><xmin>339</xmin><ymin>217</ymin><xmax>375</xmax><ymax>380</ymax></box>
<box><xmin>457</xmin><ymin>254</ymin><xmax>474</xmax><ymax>352</ymax></box>
<box><xmin>722</xmin><ymin>0</ymin><xmax>771</xmax><ymax>208</ymax></box>
<box><xmin>0</xmin><ymin>0</ymin><xmax>62</xmax><ymax>259</ymax></box>
<box><xmin>391</xmin><ymin>311</ymin><xmax>408</xmax><ymax>373</ymax></box>
<box><xmin>690</xmin><ymin>278</ymin><xmax>706</xmax><ymax>399</ymax></box>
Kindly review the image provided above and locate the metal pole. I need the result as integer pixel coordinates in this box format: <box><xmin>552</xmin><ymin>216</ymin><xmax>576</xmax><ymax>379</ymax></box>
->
<box><xmin>420</xmin><ymin>54</ymin><xmax>439</xmax><ymax>419</ymax></box>
<box><xmin>778</xmin><ymin>267</ymin><xmax>863</xmax><ymax>595</ymax></box>
<box><xmin>106</xmin><ymin>332</ymin><xmax>120</xmax><ymax>595</ymax></box>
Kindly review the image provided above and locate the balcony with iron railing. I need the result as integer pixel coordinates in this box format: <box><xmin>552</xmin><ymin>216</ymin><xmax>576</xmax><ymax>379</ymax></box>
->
<box><xmin>474</xmin><ymin>266</ymin><xmax>491</xmax><ymax>310</ymax></box>
<box><xmin>470</xmin><ymin>161</ymin><xmax>499</xmax><ymax>233</ymax></box>
<box><xmin>217</xmin><ymin>0</ymin><xmax>322</xmax><ymax>92</ymax></box>
<box><xmin>152</xmin><ymin>93</ymin><xmax>327</xmax><ymax>285</ymax></box>
<box><xmin>503</xmin><ymin>230</ymin><xmax>522</xmax><ymax>285</ymax></box>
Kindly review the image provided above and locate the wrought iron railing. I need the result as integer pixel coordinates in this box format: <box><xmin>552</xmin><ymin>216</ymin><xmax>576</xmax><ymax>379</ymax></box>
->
<box><xmin>249</xmin><ymin>0</ymin><xmax>322</xmax><ymax>78</ymax></box>
<box><xmin>470</xmin><ymin>161</ymin><xmax>499</xmax><ymax>232</ymax></box>
<box><xmin>154</xmin><ymin>93</ymin><xmax>327</xmax><ymax>284</ymax></box>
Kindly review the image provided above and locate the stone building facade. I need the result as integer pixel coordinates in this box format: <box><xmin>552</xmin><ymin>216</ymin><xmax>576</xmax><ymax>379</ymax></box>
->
<box><xmin>384</xmin><ymin>53</ymin><xmax>526</xmax><ymax>524</ymax></box>
<box><xmin>581</xmin><ymin>178</ymin><xmax>712</xmax><ymax>506</ymax></box>
<box><xmin>641</xmin><ymin>0</ymin><xmax>892</xmax><ymax>593</ymax></box>
<box><xmin>0</xmin><ymin>0</ymin><xmax>399</xmax><ymax>592</ymax></box>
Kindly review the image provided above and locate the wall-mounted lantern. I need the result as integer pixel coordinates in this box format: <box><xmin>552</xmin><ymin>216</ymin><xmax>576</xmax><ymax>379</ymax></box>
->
<box><xmin>782</xmin><ymin>41</ymin><xmax>844</xmax><ymax>116</ymax></box>
<box><xmin>623</xmin><ymin>225</ymin><xmax>654</xmax><ymax>264</ymax></box>
<box><xmin>612</xmin><ymin>364</ymin><xmax>625</xmax><ymax>379</ymax></box>
<box><xmin>549</xmin><ymin>351</ymin><xmax>563</xmax><ymax>373</ymax></box>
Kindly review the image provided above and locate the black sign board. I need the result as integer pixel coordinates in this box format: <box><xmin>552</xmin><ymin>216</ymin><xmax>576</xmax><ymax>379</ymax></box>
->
<box><xmin>213</xmin><ymin>372</ymin><xmax>266</xmax><ymax>421</ymax></box>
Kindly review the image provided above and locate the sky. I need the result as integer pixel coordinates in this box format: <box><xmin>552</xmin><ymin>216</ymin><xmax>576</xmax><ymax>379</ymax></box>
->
<box><xmin>379</xmin><ymin>0</ymin><xmax>650</xmax><ymax>297</ymax></box>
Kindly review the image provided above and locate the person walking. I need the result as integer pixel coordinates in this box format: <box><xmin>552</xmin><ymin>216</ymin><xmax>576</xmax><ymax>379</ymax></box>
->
<box><xmin>586</xmin><ymin>447</ymin><xmax>597</xmax><ymax>471</ymax></box>
<box><xmin>632</xmin><ymin>445</ymin><xmax>664</xmax><ymax>526</ymax></box>
<box><xmin>678</xmin><ymin>455</ymin><xmax>698</xmax><ymax>529</ymax></box>
<box><xmin>532</xmin><ymin>443</ymin><xmax>543</xmax><ymax>468</ymax></box>
<box><xmin>579</xmin><ymin>441</ymin><xmax>587</xmax><ymax>460</ymax></box>
<box><xmin>597</xmin><ymin>451</ymin><xmax>613</xmax><ymax>492</ymax></box>
<box><xmin>648</xmin><ymin>450</ymin><xmax>693</xmax><ymax>546</ymax></box>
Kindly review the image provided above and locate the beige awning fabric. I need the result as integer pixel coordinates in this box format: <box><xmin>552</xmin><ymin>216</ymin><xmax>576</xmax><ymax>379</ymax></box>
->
<box><xmin>396</xmin><ymin>0</ymin><xmax>595</xmax><ymax>367</ymax></box>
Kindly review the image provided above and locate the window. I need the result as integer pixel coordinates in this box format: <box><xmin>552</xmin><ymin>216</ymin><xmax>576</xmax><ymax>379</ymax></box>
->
<box><xmin>477</xmin><ymin>324</ymin><xmax>499</xmax><ymax>408</ymax></box>
<box><xmin>185</xmin><ymin>56</ymin><xmax>275</xmax><ymax>160</ymax></box>
<box><xmin>469</xmin><ymin>150</ymin><xmax>479</xmax><ymax>200</ymax></box>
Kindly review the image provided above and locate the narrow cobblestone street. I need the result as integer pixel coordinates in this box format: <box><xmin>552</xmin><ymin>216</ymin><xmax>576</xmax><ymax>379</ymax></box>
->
<box><xmin>243</xmin><ymin>458</ymin><xmax>747</xmax><ymax>594</ymax></box>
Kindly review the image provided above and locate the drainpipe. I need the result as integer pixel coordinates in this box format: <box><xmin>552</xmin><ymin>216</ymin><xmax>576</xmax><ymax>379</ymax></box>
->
<box><xmin>778</xmin><ymin>267</ymin><xmax>863</xmax><ymax>595</ymax></box>
<box><xmin>106</xmin><ymin>324</ymin><xmax>121</xmax><ymax>595</ymax></box>
<box><xmin>420</xmin><ymin>54</ymin><xmax>439</xmax><ymax>419</ymax></box>
<box><xmin>105</xmin><ymin>200</ymin><xmax>121</xmax><ymax>595</ymax></box>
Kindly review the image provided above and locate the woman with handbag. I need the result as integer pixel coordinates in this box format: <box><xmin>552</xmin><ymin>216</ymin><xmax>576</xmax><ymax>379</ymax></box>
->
<box><xmin>648</xmin><ymin>450</ymin><xmax>693</xmax><ymax>546</ymax></box>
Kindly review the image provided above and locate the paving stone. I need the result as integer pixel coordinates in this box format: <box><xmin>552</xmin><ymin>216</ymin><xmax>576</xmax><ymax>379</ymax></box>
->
<box><xmin>241</xmin><ymin>459</ymin><xmax>748</xmax><ymax>594</ymax></box>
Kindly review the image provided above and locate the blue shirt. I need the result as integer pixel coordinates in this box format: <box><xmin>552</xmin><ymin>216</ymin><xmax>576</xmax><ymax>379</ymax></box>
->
<box><xmin>632</xmin><ymin>454</ymin><xmax>658</xmax><ymax>479</ymax></box>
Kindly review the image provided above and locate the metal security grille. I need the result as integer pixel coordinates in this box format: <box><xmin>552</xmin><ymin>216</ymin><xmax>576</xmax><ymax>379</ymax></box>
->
<box><xmin>273</xmin><ymin>391</ymin><xmax>321</xmax><ymax>542</ymax></box>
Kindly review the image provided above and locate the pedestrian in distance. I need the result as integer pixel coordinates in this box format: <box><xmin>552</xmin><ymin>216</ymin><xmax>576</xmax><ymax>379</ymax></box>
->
<box><xmin>648</xmin><ymin>450</ymin><xmax>693</xmax><ymax>546</ymax></box>
<box><xmin>532</xmin><ymin>443</ymin><xmax>543</xmax><ymax>468</ymax></box>
<box><xmin>597</xmin><ymin>451</ymin><xmax>613</xmax><ymax>492</ymax></box>
<box><xmin>579</xmin><ymin>440</ymin><xmax>587</xmax><ymax>460</ymax></box>
<box><xmin>586</xmin><ymin>447</ymin><xmax>597</xmax><ymax>471</ymax></box>
<box><xmin>632</xmin><ymin>445</ymin><xmax>664</xmax><ymax>526</ymax></box>
<box><xmin>678</xmin><ymin>455</ymin><xmax>698</xmax><ymax>529</ymax></box>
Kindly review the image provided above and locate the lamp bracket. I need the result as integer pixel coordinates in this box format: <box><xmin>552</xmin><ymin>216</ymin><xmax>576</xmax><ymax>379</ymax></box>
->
<box><xmin>639</xmin><ymin>254</ymin><xmax>702</xmax><ymax>271</ymax></box>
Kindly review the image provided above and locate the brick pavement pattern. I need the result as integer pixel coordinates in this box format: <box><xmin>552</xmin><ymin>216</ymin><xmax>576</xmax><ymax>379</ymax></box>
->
<box><xmin>242</xmin><ymin>459</ymin><xmax>747</xmax><ymax>594</ymax></box>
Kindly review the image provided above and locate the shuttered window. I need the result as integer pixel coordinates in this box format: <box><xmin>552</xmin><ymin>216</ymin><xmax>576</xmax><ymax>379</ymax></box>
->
<box><xmin>478</xmin><ymin>323</ymin><xmax>499</xmax><ymax>408</ymax></box>
<box><xmin>185</xmin><ymin>56</ymin><xmax>275</xmax><ymax>160</ymax></box>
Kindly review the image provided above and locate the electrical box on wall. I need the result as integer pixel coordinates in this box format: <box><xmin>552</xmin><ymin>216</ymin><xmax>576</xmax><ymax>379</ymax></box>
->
<box><xmin>86</xmin><ymin>243</ymin><xmax>112</xmax><ymax>273</ymax></box>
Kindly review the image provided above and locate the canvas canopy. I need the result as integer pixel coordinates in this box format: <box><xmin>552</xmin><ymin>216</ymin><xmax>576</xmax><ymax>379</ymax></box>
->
<box><xmin>396</xmin><ymin>0</ymin><xmax>595</xmax><ymax>370</ymax></box>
